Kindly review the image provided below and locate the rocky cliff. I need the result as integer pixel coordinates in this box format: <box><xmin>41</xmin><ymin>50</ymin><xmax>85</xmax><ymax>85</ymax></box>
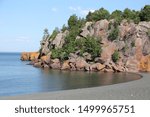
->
<box><xmin>21</xmin><ymin>19</ymin><xmax>150</xmax><ymax>73</ymax></box>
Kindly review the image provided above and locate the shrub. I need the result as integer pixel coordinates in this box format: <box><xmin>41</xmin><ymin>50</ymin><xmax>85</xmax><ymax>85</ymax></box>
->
<box><xmin>109</xmin><ymin>10</ymin><xmax>123</xmax><ymax>24</ymax></box>
<box><xmin>86</xmin><ymin>8</ymin><xmax>110</xmax><ymax>21</ymax></box>
<box><xmin>110</xmin><ymin>10</ymin><xmax>123</xmax><ymax>19</ymax></box>
<box><xmin>84</xmin><ymin>36</ymin><xmax>102</xmax><ymax>58</ymax></box>
<box><xmin>51</xmin><ymin>49</ymin><xmax>61</xmax><ymax>59</ymax></box>
<box><xmin>123</xmin><ymin>8</ymin><xmax>134</xmax><ymax>20</ymax></box>
<box><xmin>108</xmin><ymin>27</ymin><xmax>119</xmax><ymax>41</ymax></box>
<box><xmin>68</xmin><ymin>15</ymin><xmax>85</xmax><ymax>30</ymax></box>
<box><xmin>68</xmin><ymin>14</ymin><xmax>78</xmax><ymax>29</ymax></box>
<box><xmin>140</xmin><ymin>5</ymin><xmax>150</xmax><ymax>21</ymax></box>
<box><xmin>64</xmin><ymin>43</ymin><xmax>76</xmax><ymax>54</ymax></box>
<box><xmin>112</xmin><ymin>50</ymin><xmax>120</xmax><ymax>63</ymax></box>
<box><xmin>123</xmin><ymin>9</ymin><xmax>140</xmax><ymax>24</ymax></box>
<box><xmin>75</xmin><ymin>36</ymin><xmax>102</xmax><ymax>59</ymax></box>
<box><xmin>51</xmin><ymin>49</ymin><xmax>69</xmax><ymax>61</ymax></box>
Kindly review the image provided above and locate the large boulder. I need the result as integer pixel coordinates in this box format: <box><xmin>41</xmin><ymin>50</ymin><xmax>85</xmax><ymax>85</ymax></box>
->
<box><xmin>83</xmin><ymin>52</ymin><xmax>92</xmax><ymax>61</ymax></box>
<box><xmin>90</xmin><ymin>63</ymin><xmax>105</xmax><ymax>71</ymax></box>
<box><xmin>50</xmin><ymin>59</ymin><xmax>61</xmax><ymax>69</ymax></box>
<box><xmin>80</xmin><ymin>22</ymin><xmax>94</xmax><ymax>37</ymax></box>
<box><xmin>75</xmin><ymin>57</ymin><xmax>88</xmax><ymax>70</ymax></box>
<box><xmin>40</xmin><ymin>53</ymin><xmax>51</xmax><ymax>64</ymax></box>
<box><xmin>51</xmin><ymin>30</ymin><xmax>69</xmax><ymax>49</ymax></box>
<box><xmin>61</xmin><ymin>60</ymin><xmax>70</xmax><ymax>70</ymax></box>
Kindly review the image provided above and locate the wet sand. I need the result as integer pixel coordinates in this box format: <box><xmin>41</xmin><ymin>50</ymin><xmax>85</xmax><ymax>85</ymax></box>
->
<box><xmin>0</xmin><ymin>73</ymin><xmax>150</xmax><ymax>100</ymax></box>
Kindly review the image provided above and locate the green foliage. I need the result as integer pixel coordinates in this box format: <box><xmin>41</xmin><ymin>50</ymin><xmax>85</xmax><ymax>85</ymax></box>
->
<box><xmin>61</xmin><ymin>24</ymin><xmax>68</xmax><ymax>32</ymax></box>
<box><xmin>51</xmin><ymin>36</ymin><xmax>102</xmax><ymax>60</ymax></box>
<box><xmin>112</xmin><ymin>50</ymin><xmax>120</xmax><ymax>63</ymax></box>
<box><xmin>123</xmin><ymin>8</ymin><xmax>134</xmax><ymax>20</ymax></box>
<box><xmin>43</xmin><ymin>5</ymin><xmax>150</xmax><ymax>63</ymax></box>
<box><xmin>59</xmin><ymin>51</ymin><xmax>68</xmax><ymax>61</ymax></box>
<box><xmin>68</xmin><ymin>15</ymin><xmax>85</xmax><ymax>29</ymax></box>
<box><xmin>110</xmin><ymin>10</ymin><xmax>123</xmax><ymax>19</ymax></box>
<box><xmin>132</xmin><ymin>11</ymin><xmax>140</xmax><ymax>24</ymax></box>
<box><xmin>68</xmin><ymin>14</ymin><xmax>78</xmax><ymax>29</ymax></box>
<box><xmin>86</xmin><ymin>8</ymin><xmax>110</xmax><ymax>21</ymax></box>
<box><xmin>110</xmin><ymin>10</ymin><xmax>123</xmax><ymax>24</ymax></box>
<box><xmin>66</xmin><ymin>15</ymin><xmax>85</xmax><ymax>43</ymax></box>
<box><xmin>50</xmin><ymin>27</ymin><xmax>59</xmax><ymax>40</ymax></box>
<box><xmin>75</xmin><ymin>36</ymin><xmax>102</xmax><ymax>59</ymax></box>
<box><xmin>108</xmin><ymin>27</ymin><xmax>119</xmax><ymax>41</ymax></box>
<box><xmin>62</xmin><ymin>16</ymin><xmax>86</xmax><ymax>57</ymax></box>
<box><xmin>140</xmin><ymin>5</ymin><xmax>150</xmax><ymax>21</ymax></box>
<box><xmin>123</xmin><ymin>9</ymin><xmax>140</xmax><ymax>24</ymax></box>
<box><xmin>51</xmin><ymin>49</ymin><xmax>61</xmax><ymax>59</ymax></box>
<box><xmin>86</xmin><ymin>11</ymin><xmax>93</xmax><ymax>21</ymax></box>
<box><xmin>86</xmin><ymin>5</ymin><xmax>150</xmax><ymax>24</ymax></box>
<box><xmin>51</xmin><ymin>49</ymin><xmax>68</xmax><ymax>61</ymax></box>
<box><xmin>84</xmin><ymin>36</ymin><xmax>102</xmax><ymax>58</ymax></box>
<box><xmin>65</xmin><ymin>29</ymin><xmax>79</xmax><ymax>44</ymax></box>
<box><xmin>64</xmin><ymin>42</ymin><xmax>76</xmax><ymax>54</ymax></box>
<box><xmin>131</xmin><ymin>41</ymin><xmax>135</xmax><ymax>47</ymax></box>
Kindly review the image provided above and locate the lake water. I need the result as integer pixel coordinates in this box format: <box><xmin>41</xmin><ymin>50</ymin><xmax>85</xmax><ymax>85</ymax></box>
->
<box><xmin>0</xmin><ymin>53</ymin><xmax>141</xmax><ymax>96</ymax></box>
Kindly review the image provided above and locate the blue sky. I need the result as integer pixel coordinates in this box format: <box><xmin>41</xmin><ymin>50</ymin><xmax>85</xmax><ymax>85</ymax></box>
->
<box><xmin>0</xmin><ymin>0</ymin><xmax>149</xmax><ymax>52</ymax></box>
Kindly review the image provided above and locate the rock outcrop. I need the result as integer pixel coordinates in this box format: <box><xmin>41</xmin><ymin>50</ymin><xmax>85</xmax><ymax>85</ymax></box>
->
<box><xmin>21</xmin><ymin>19</ymin><xmax>150</xmax><ymax>73</ymax></box>
<box><xmin>21</xmin><ymin>52</ymin><xmax>39</xmax><ymax>61</ymax></box>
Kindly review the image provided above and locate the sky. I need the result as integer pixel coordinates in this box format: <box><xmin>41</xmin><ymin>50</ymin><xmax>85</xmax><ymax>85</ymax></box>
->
<box><xmin>0</xmin><ymin>0</ymin><xmax>149</xmax><ymax>52</ymax></box>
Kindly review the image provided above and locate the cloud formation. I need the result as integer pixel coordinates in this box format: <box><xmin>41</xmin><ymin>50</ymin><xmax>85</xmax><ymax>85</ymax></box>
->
<box><xmin>69</xmin><ymin>6</ymin><xmax>95</xmax><ymax>16</ymax></box>
<box><xmin>15</xmin><ymin>36</ymin><xmax>30</xmax><ymax>42</ymax></box>
<box><xmin>51</xmin><ymin>7</ymin><xmax>58</xmax><ymax>12</ymax></box>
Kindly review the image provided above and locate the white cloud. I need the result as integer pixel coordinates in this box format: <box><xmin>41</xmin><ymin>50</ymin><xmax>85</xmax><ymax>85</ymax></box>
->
<box><xmin>69</xmin><ymin>6</ymin><xmax>95</xmax><ymax>16</ymax></box>
<box><xmin>15</xmin><ymin>36</ymin><xmax>30</xmax><ymax>42</ymax></box>
<box><xmin>69</xmin><ymin>6</ymin><xmax>76</xmax><ymax>11</ymax></box>
<box><xmin>80</xmin><ymin>9</ymin><xmax>95</xmax><ymax>15</ymax></box>
<box><xmin>51</xmin><ymin>7</ymin><xmax>58</xmax><ymax>12</ymax></box>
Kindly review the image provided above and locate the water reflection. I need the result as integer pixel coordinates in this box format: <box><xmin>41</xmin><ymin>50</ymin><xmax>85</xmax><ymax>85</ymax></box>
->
<box><xmin>38</xmin><ymin>69</ymin><xmax>141</xmax><ymax>92</ymax></box>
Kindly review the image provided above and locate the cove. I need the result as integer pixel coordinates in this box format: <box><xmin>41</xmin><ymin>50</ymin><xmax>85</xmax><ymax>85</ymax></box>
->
<box><xmin>38</xmin><ymin>69</ymin><xmax>141</xmax><ymax>92</ymax></box>
<box><xmin>0</xmin><ymin>53</ymin><xmax>141</xmax><ymax>97</ymax></box>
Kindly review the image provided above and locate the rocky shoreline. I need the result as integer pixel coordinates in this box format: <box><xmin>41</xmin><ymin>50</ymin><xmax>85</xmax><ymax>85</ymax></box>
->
<box><xmin>21</xmin><ymin>52</ymin><xmax>150</xmax><ymax>72</ymax></box>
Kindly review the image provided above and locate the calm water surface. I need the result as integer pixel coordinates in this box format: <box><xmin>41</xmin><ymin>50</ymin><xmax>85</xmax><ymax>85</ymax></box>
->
<box><xmin>0</xmin><ymin>53</ymin><xmax>141</xmax><ymax>96</ymax></box>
